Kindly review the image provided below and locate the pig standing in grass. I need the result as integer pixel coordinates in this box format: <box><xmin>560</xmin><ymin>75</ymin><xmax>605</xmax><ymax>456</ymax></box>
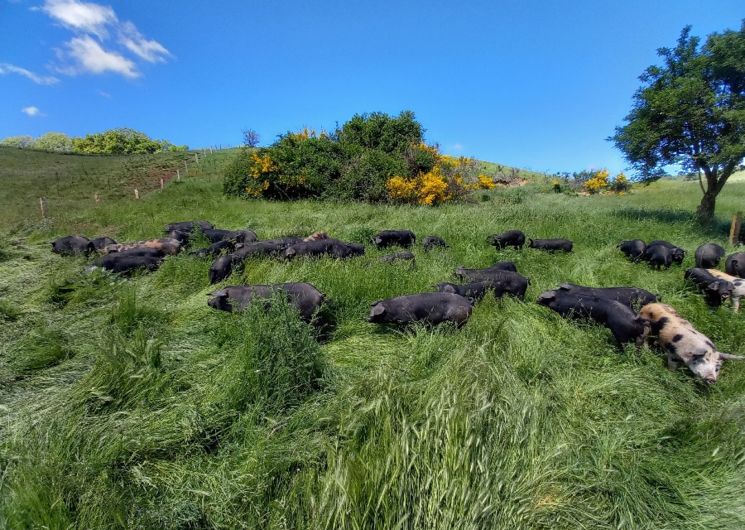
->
<box><xmin>725</xmin><ymin>252</ymin><xmax>745</xmax><ymax>278</ymax></box>
<box><xmin>368</xmin><ymin>292</ymin><xmax>472</xmax><ymax>327</ymax></box>
<box><xmin>684</xmin><ymin>268</ymin><xmax>733</xmax><ymax>307</ymax></box>
<box><xmin>537</xmin><ymin>289</ymin><xmax>649</xmax><ymax>347</ymax></box>
<box><xmin>695</xmin><ymin>243</ymin><xmax>725</xmax><ymax>268</ymax></box>
<box><xmin>618</xmin><ymin>239</ymin><xmax>646</xmax><ymax>261</ymax></box>
<box><xmin>373</xmin><ymin>230</ymin><xmax>416</xmax><ymax>248</ymax></box>
<box><xmin>707</xmin><ymin>269</ymin><xmax>745</xmax><ymax>312</ymax></box>
<box><xmin>528</xmin><ymin>238</ymin><xmax>573</xmax><ymax>252</ymax></box>
<box><xmin>488</xmin><ymin>230</ymin><xmax>525</xmax><ymax>250</ymax></box>
<box><xmin>208</xmin><ymin>283</ymin><xmax>325</xmax><ymax>322</ymax></box>
<box><xmin>423</xmin><ymin>236</ymin><xmax>447</xmax><ymax>251</ymax></box>
<box><xmin>52</xmin><ymin>235</ymin><xmax>93</xmax><ymax>256</ymax></box>
<box><xmin>639</xmin><ymin>303</ymin><xmax>744</xmax><ymax>383</ymax></box>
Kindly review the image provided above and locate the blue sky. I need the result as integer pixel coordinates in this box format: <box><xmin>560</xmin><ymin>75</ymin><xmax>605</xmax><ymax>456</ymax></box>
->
<box><xmin>0</xmin><ymin>0</ymin><xmax>740</xmax><ymax>174</ymax></box>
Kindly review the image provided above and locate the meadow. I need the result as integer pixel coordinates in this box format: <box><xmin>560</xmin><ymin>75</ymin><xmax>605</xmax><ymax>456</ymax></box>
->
<box><xmin>1</xmin><ymin>146</ymin><xmax>745</xmax><ymax>529</ymax></box>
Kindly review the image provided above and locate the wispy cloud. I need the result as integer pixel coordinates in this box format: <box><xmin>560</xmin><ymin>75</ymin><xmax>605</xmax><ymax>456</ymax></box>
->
<box><xmin>21</xmin><ymin>105</ymin><xmax>42</xmax><ymax>117</ymax></box>
<box><xmin>0</xmin><ymin>62</ymin><xmax>59</xmax><ymax>85</ymax></box>
<box><xmin>38</xmin><ymin>0</ymin><xmax>171</xmax><ymax>79</ymax></box>
<box><xmin>41</xmin><ymin>0</ymin><xmax>116</xmax><ymax>38</ymax></box>
<box><xmin>452</xmin><ymin>143</ymin><xmax>464</xmax><ymax>152</ymax></box>
<box><xmin>63</xmin><ymin>35</ymin><xmax>139</xmax><ymax>78</ymax></box>
<box><xmin>98</xmin><ymin>89</ymin><xmax>111</xmax><ymax>98</ymax></box>
<box><xmin>118</xmin><ymin>21</ymin><xmax>171</xmax><ymax>63</ymax></box>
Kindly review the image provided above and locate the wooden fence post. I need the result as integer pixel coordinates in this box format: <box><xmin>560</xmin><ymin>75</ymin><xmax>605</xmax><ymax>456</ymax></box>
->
<box><xmin>134</xmin><ymin>188</ymin><xmax>140</xmax><ymax>200</ymax></box>
<box><xmin>160</xmin><ymin>178</ymin><xmax>164</xmax><ymax>190</ymax></box>
<box><xmin>177</xmin><ymin>168</ymin><xmax>180</xmax><ymax>181</ymax></box>
<box><xmin>94</xmin><ymin>193</ymin><xmax>100</xmax><ymax>204</ymax></box>
<box><xmin>39</xmin><ymin>197</ymin><xmax>47</xmax><ymax>218</ymax></box>
<box><xmin>184</xmin><ymin>161</ymin><xmax>188</xmax><ymax>174</ymax></box>
<box><xmin>195</xmin><ymin>153</ymin><xmax>199</xmax><ymax>164</ymax></box>
<box><xmin>730</xmin><ymin>212</ymin><xmax>742</xmax><ymax>245</ymax></box>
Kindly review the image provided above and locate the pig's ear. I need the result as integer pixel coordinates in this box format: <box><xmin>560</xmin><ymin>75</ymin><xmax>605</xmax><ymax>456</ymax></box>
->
<box><xmin>537</xmin><ymin>291</ymin><xmax>555</xmax><ymax>302</ymax></box>
<box><xmin>209</xmin><ymin>289</ymin><xmax>227</xmax><ymax>298</ymax></box>
<box><xmin>370</xmin><ymin>304</ymin><xmax>385</xmax><ymax>317</ymax></box>
<box><xmin>719</xmin><ymin>352</ymin><xmax>745</xmax><ymax>361</ymax></box>
<box><xmin>558</xmin><ymin>283</ymin><xmax>572</xmax><ymax>291</ymax></box>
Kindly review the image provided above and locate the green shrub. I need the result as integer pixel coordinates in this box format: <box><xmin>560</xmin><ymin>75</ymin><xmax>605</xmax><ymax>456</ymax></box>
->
<box><xmin>33</xmin><ymin>132</ymin><xmax>73</xmax><ymax>153</ymax></box>
<box><xmin>72</xmin><ymin>128</ymin><xmax>181</xmax><ymax>155</ymax></box>
<box><xmin>331</xmin><ymin>148</ymin><xmax>406</xmax><ymax>201</ymax></box>
<box><xmin>0</xmin><ymin>135</ymin><xmax>34</xmax><ymax>148</ymax></box>
<box><xmin>223</xmin><ymin>110</ymin><xmax>430</xmax><ymax>203</ymax></box>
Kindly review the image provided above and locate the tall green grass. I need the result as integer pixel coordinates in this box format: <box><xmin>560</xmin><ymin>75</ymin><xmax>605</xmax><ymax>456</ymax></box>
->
<box><xmin>1</xmin><ymin>149</ymin><xmax>745</xmax><ymax>528</ymax></box>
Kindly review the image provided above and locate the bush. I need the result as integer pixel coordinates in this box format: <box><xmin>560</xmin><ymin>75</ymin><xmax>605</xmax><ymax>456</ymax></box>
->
<box><xmin>610</xmin><ymin>172</ymin><xmax>632</xmax><ymax>192</ymax></box>
<box><xmin>584</xmin><ymin>169</ymin><xmax>610</xmax><ymax>194</ymax></box>
<box><xmin>0</xmin><ymin>135</ymin><xmax>34</xmax><ymax>148</ymax></box>
<box><xmin>223</xmin><ymin>111</ymin><xmax>486</xmax><ymax>205</ymax></box>
<box><xmin>332</xmin><ymin>148</ymin><xmax>406</xmax><ymax>202</ymax></box>
<box><xmin>33</xmin><ymin>132</ymin><xmax>73</xmax><ymax>153</ymax></box>
<box><xmin>72</xmin><ymin>128</ymin><xmax>181</xmax><ymax>155</ymax></box>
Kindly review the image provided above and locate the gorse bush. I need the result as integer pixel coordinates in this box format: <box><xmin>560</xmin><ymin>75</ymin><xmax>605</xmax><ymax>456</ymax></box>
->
<box><xmin>223</xmin><ymin>111</ymin><xmax>491</xmax><ymax>205</ymax></box>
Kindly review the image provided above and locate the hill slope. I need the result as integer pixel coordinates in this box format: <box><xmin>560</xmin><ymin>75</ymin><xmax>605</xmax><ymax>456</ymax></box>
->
<box><xmin>1</xmin><ymin>149</ymin><xmax>745</xmax><ymax>529</ymax></box>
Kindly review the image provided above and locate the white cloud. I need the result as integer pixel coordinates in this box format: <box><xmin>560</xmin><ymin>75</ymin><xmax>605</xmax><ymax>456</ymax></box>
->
<box><xmin>452</xmin><ymin>143</ymin><xmax>464</xmax><ymax>152</ymax></box>
<box><xmin>98</xmin><ymin>89</ymin><xmax>111</xmax><ymax>98</ymax></box>
<box><xmin>0</xmin><ymin>63</ymin><xmax>59</xmax><ymax>85</ymax></box>
<box><xmin>41</xmin><ymin>0</ymin><xmax>116</xmax><ymax>38</ymax></box>
<box><xmin>64</xmin><ymin>35</ymin><xmax>139</xmax><ymax>78</ymax></box>
<box><xmin>118</xmin><ymin>21</ymin><xmax>171</xmax><ymax>63</ymax></box>
<box><xmin>39</xmin><ymin>0</ymin><xmax>171</xmax><ymax>79</ymax></box>
<box><xmin>22</xmin><ymin>106</ymin><xmax>42</xmax><ymax>117</ymax></box>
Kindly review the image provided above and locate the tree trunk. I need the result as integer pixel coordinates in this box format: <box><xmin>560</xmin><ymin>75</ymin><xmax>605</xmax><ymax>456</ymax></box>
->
<box><xmin>697</xmin><ymin>190</ymin><xmax>717</xmax><ymax>221</ymax></box>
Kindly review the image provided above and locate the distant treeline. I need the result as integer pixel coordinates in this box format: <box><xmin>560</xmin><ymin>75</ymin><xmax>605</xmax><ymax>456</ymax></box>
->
<box><xmin>0</xmin><ymin>128</ymin><xmax>188</xmax><ymax>155</ymax></box>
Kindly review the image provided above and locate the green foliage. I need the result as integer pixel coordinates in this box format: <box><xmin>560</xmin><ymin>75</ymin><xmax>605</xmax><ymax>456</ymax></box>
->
<box><xmin>223</xmin><ymin>111</ymin><xmax>427</xmax><ymax>202</ymax></box>
<box><xmin>331</xmin><ymin>148</ymin><xmax>406</xmax><ymax>201</ymax></box>
<box><xmin>33</xmin><ymin>132</ymin><xmax>73</xmax><ymax>153</ymax></box>
<box><xmin>72</xmin><ymin>128</ymin><xmax>183</xmax><ymax>155</ymax></box>
<box><xmin>0</xmin><ymin>135</ymin><xmax>34</xmax><ymax>148</ymax></box>
<box><xmin>337</xmin><ymin>110</ymin><xmax>424</xmax><ymax>154</ymax></box>
<box><xmin>612</xmin><ymin>22</ymin><xmax>745</xmax><ymax>219</ymax></box>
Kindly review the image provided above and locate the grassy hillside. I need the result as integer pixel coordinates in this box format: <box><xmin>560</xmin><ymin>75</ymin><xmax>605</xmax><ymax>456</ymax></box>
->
<box><xmin>0</xmin><ymin>146</ymin><xmax>217</xmax><ymax>232</ymax></box>
<box><xmin>1</xmin><ymin>150</ymin><xmax>745</xmax><ymax>529</ymax></box>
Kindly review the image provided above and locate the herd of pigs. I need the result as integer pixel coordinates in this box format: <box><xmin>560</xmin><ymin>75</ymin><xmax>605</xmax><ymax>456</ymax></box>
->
<box><xmin>50</xmin><ymin>223</ymin><xmax>745</xmax><ymax>384</ymax></box>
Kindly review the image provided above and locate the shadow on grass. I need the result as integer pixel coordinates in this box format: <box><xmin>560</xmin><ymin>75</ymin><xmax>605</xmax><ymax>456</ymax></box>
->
<box><xmin>612</xmin><ymin>208</ymin><xmax>731</xmax><ymax>238</ymax></box>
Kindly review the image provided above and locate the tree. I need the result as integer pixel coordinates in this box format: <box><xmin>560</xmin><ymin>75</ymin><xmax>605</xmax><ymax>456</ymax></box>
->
<box><xmin>33</xmin><ymin>132</ymin><xmax>73</xmax><ymax>153</ymax></box>
<box><xmin>612</xmin><ymin>22</ymin><xmax>745</xmax><ymax>221</ymax></box>
<box><xmin>0</xmin><ymin>135</ymin><xmax>34</xmax><ymax>148</ymax></box>
<box><xmin>242</xmin><ymin>128</ymin><xmax>260</xmax><ymax>147</ymax></box>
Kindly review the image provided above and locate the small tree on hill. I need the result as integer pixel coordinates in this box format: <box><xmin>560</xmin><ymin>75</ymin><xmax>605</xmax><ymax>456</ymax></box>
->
<box><xmin>611</xmin><ymin>21</ymin><xmax>745</xmax><ymax>221</ymax></box>
<box><xmin>242</xmin><ymin>128</ymin><xmax>260</xmax><ymax>148</ymax></box>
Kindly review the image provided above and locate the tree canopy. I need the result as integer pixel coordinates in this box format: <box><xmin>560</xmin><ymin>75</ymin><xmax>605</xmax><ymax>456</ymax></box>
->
<box><xmin>612</xmin><ymin>21</ymin><xmax>745</xmax><ymax>220</ymax></box>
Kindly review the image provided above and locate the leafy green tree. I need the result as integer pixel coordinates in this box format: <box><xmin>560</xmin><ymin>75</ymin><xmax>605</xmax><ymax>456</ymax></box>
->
<box><xmin>33</xmin><ymin>132</ymin><xmax>73</xmax><ymax>153</ymax></box>
<box><xmin>612</xmin><ymin>22</ymin><xmax>745</xmax><ymax>221</ymax></box>
<box><xmin>72</xmin><ymin>128</ymin><xmax>173</xmax><ymax>155</ymax></box>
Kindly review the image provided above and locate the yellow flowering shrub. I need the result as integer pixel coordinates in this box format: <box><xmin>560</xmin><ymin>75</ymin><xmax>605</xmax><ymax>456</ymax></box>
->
<box><xmin>610</xmin><ymin>172</ymin><xmax>631</xmax><ymax>193</ymax></box>
<box><xmin>584</xmin><ymin>169</ymin><xmax>610</xmax><ymax>194</ymax></box>
<box><xmin>249</xmin><ymin>152</ymin><xmax>276</xmax><ymax>177</ymax></box>
<box><xmin>477</xmin><ymin>174</ymin><xmax>496</xmax><ymax>189</ymax></box>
